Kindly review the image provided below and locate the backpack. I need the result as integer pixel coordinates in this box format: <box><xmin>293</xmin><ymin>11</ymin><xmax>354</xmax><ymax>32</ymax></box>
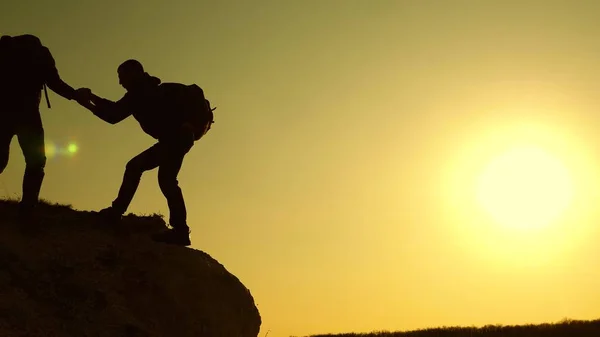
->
<box><xmin>159</xmin><ymin>83</ymin><xmax>216</xmax><ymax>141</ymax></box>
<box><xmin>0</xmin><ymin>34</ymin><xmax>52</xmax><ymax>108</ymax></box>
<box><xmin>187</xmin><ymin>84</ymin><xmax>216</xmax><ymax>140</ymax></box>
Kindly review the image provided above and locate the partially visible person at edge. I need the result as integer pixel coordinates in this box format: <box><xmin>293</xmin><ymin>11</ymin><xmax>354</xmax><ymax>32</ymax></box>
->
<box><xmin>0</xmin><ymin>34</ymin><xmax>88</xmax><ymax>224</ymax></box>
<box><xmin>76</xmin><ymin>59</ymin><xmax>213</xmax><ymax>247</ymax></box>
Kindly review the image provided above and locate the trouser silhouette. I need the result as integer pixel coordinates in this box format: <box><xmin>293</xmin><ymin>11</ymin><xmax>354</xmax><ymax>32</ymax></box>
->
<box><xmin>111</xmin><ymin>132</ymin><xmax>194</xmax><ymax>230</ymax></box>
<box><xmin>0</xmin><ymin>112</ymin><xmax>46</xmax><ymax>211</ymax></box>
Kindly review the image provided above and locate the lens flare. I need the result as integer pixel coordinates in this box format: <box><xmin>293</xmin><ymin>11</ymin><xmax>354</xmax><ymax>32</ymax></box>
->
<box><xmin>67</xmin><ymin>143</ymin><xmax>78</xmax><ymax>154</ymax></box>
<box><xmin>44</xmin><ymin>141</ymin><xmax>79</xmax><ymax>158</ymax></box>
<box><xmin>45</xmin><ymin>142</ymin><xmax>57</xmax><ymax>158</ymax></box>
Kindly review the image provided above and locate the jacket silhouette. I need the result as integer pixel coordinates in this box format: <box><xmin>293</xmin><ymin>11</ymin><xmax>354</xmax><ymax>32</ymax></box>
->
<box><xmin>91</xmin><ymin>74</ymin><xmax>202</xmax><ymax>141</ymax></box>
<box><xmin>0</xmin><ymin>34</ymin><xmax>84</xmax><ymax>223</ymax></box>
<box><xmin>78</xmin><ymin>59</ymin><xmax>212</xmax><ymax>246</ymax></box>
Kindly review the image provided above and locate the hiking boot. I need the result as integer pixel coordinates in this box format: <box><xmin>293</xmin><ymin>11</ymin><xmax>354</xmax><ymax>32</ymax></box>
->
<box><xmin>151</xmin><ymin>227</ymin><xmax>191</xmax><ymax>246</ymax></box>
<box><xmin>96</xmin><ymin>207</ymin><xmax>122</xmax><ymax>223</ymax></box>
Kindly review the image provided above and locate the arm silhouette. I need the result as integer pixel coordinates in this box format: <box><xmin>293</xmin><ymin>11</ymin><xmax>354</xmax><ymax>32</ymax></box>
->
<box><xmin>40</xmin><ymin>47</ymin><xmax>78</xmax><ymax>100</ymax></box>
<box><xmin>79</xmin><ymin>92</ymin><xmax>133</xmax><ymax>124</ymax></box>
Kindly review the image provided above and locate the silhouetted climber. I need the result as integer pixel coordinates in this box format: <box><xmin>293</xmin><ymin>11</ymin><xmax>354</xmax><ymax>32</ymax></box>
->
<box><xmin>0</xmin><ymin>34</ymin><xmax>88</xmax><ymax>223</ymax></box>
<box><xmin>77</xmin><ymin>59</ymin><xmax>215</xmax><ymax>246</ymax></box>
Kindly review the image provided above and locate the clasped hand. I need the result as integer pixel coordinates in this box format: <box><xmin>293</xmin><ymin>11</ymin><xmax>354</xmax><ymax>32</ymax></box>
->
<box><xmin>74</xmin><ymin>87</ymin><xmax>92</xmax><ymax>102</ymax></box>
<box><xmin>73</xmin><ymin>88</ymin><xmax>96</xmax><ymax>109</ymax></box>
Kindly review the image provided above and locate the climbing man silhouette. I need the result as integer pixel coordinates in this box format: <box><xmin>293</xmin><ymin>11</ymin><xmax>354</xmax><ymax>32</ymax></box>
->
<box><xmin>0</xmin><ymin>34</ymin><xmax>89</xmax><ymax>223</ymax></box>
<box><xmin>76</xmin><ymin>59</ymin><xmax>214</xmax><ymax>246</ymax></box>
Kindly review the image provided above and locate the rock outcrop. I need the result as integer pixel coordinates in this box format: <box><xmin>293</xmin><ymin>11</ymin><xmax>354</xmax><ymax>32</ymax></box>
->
<box><xmin>0</xmin><ymin>199</ymin><xmax>261</xmax><ymax>337</ymax></box>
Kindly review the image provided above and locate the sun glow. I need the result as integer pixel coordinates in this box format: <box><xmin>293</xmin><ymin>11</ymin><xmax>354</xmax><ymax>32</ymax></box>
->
<box><xmin>476</xmin><ymin>145</ymin><xmax>573</xmax><ymax>230</ymax></box>
<box><xmin>439</xmin><ymin>117</ymin><xmax>600</xmax><ymax>267</ymax></box>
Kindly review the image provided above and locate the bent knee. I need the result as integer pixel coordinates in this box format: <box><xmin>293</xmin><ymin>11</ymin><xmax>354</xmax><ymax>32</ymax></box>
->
<box><xmin>158</xmin><ymin>174</ymin><xmax>179</xmax><ymax>190</ymax></box>
<box><xmin>125</xmin><ymin>159</ymin><xmax>144</xmax><ymax>175</ymax></box>
<box><xmin>0</xmin><ymin>153</ymin><xmax>8</xmax><ymax>174</ymax></box>
<box><xmin>25</xmin><ymin>155</ymin><xmax>46</xmax><ymax>171</ymax></box>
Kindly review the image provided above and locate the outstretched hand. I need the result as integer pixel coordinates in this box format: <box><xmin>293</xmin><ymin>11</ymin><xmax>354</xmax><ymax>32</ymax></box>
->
<box><xmin>74</xmin><ymin>88</ymin><xmax>95</xmax><ymax>111</ymax></box>
<box><xmin>74</xmin><ymin>88</ymin><xmax>92</xmax><ymax>102</ymax></box>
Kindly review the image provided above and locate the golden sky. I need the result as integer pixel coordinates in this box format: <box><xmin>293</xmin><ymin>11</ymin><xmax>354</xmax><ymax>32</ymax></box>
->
<box><xmin>3</xmin><ymin>1</ymin><xmax>600</xmax><ymax>336</ymax></box>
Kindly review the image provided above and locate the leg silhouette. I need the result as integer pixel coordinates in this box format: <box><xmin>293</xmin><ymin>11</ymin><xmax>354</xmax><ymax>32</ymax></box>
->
<box><xmin>157</xmin><ymin>138</ymin><xmax>191</xmax><ymax>231</ymax></box>
<box><xmin>0</xmin><ymin>121</ymin><xmax>14</xmax><ymax>175</ymax></box>
<box><xmin>151</xmin><ymin>133</ymin><xmax>194</xmax><ymax>246</ymax></box>
<box><xmin>16</xmin><ymin>114</ymin><xmax>46</xmax><ymax>213</ymax></box>
<box><xmin>111</xmin><ymin>144</ymin><xmax>161</xmax><ymax>214</ymax></box>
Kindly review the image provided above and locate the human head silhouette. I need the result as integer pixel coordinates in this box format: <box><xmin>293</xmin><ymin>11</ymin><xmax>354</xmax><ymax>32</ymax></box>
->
<box><xmin>117</xmin><ymin>59</ymin><xmax>145</xmax><ymax>91</ymax></box>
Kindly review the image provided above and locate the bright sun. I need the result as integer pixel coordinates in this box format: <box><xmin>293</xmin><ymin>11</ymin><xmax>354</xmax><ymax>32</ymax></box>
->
<box><xmin>476</xmin><ymin>146</ymin><xmax>574</xmax><ymax>230</ymax></box>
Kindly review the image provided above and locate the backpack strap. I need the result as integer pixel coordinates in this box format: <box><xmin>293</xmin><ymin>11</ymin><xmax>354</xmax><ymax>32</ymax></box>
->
<box><xmin>43</xmin><ymin>83</ymin><xmax>51</xmax><ymax>108</ymax></box>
